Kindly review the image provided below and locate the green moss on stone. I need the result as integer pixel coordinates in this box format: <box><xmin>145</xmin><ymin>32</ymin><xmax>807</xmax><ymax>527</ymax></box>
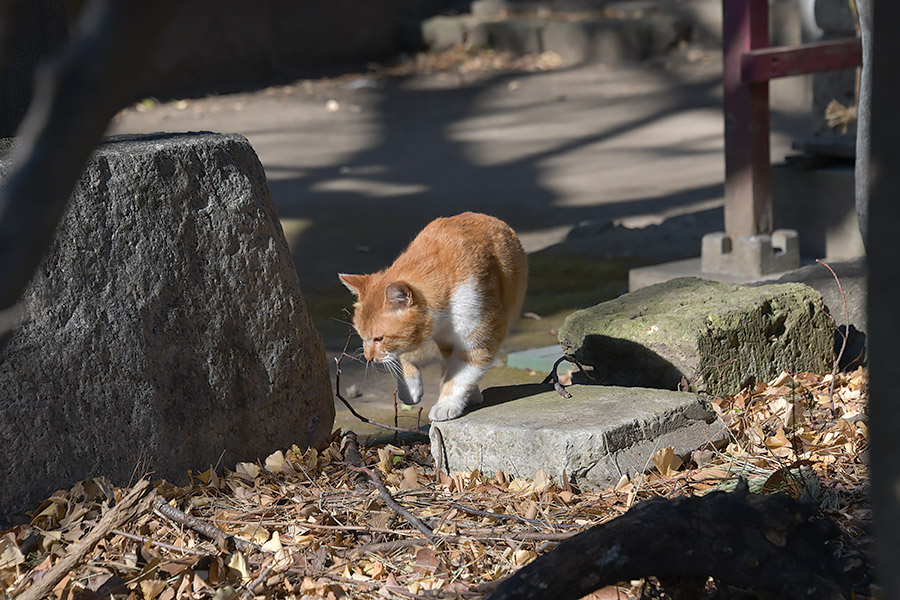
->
<box><xmin>559</xmin><ymin>277</ymin><xmax>835</xmax><ymax>395</ymax></box>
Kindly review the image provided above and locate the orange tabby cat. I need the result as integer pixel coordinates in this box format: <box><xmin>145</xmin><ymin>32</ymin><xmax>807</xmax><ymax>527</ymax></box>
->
<box><xmin>339</xmin><ymin>212</ymin><xmax>528</xmax><ymax>421</ymax></box>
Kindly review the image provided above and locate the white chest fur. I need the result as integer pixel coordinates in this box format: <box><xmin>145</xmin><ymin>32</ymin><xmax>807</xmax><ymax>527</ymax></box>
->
<box><xmin>431</xmin><ymin>278</ymin><xmax>482</xmax><ymax>349</ymax></box>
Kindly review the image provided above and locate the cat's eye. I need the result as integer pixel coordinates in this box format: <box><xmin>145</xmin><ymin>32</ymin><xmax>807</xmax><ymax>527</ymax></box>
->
<box><xmin>373</xmin><ymin>336</ymin><xmax>384</xmax><ymax>343</ymax></box>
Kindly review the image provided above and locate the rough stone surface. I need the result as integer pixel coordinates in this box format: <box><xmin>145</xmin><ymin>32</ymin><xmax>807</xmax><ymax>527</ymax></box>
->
<box><xmin>0</xmin><ymin>132</ymin><xmax>334</xmax><ymax>520</ymax></box>
<box><xmin>430</xmin><ymin>383</ymin><xmax>726</xmax><ymax>489</ymax></box>
<box><xmin>558</xmin><ymin>277</ymin><xmax>835</xmax><ymax>395</ymax></box>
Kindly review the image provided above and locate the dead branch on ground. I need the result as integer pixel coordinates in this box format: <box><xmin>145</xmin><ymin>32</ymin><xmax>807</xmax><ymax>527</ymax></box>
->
<box><xmin>152</xmin><ymin>495</ymin><xmax>260</xmax><ymax>554</ymax></box>
<box><xmin>16</xmin><ymin>478</ymin><xmax>154</xmax><ymax>600</ymax></box>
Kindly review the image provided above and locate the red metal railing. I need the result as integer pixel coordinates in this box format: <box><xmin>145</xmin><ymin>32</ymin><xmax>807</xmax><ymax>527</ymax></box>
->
<box><xmin>722</xmin><ymin>0</ymin><xmax>861</xmax><ymax>240</ymax></box>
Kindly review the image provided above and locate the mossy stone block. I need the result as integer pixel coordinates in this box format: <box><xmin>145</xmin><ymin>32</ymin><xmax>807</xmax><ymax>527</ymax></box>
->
<box><xmin>558</xmin><ymin>277</ymin><xmax>834</xmax><ymax>395</ymax></box>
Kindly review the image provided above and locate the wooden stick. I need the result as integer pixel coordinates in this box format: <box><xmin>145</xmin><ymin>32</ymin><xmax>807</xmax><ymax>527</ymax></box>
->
<box><xmin>345</xmin><ymin>463</ymin><xmax>435</xmax><ymax>541</ymax></box>
<box><xmin>18</xmin><ymin>479</ymin><xmax>153</xmax><ymax>600</ymax></box>
<box><xmin>152</xmin><ymin>496</ymin><xmax>260</xmax><ymax>554</ymax></box>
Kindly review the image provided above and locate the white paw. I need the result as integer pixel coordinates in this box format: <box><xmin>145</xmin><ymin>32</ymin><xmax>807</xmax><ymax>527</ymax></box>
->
<box><xmin>429</xmin><ymin>399</ymin><xmax>467</xmax><ymax>421</ymax></box>
<box><xmin>397</xmin><ymin>375</ymin><xmax>423</xmax><ymax>405</ymax></box>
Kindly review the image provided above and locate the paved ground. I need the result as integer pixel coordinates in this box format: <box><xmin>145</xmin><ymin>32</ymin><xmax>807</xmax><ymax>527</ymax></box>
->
<box><xmin>110</xmin><ymin>52</ymin><xmax>812</xmax><ymax>435</ymax></box>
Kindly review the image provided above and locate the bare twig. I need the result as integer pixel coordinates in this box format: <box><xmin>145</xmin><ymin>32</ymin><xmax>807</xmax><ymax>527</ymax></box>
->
<box><xmin>345</xmin><ymin>463</ymin><xmax>436</xmax><ymax>541</ymax></box>
<box><xmin>569</xmin><ymin>356</ymin><xmax>597</xmax><ymax>383</ymax></box>
<box><xmin>92</xmin><ymin>523</ymin><xmax>207</xmax><ymax>556</ymax></box>
<box><xmin>432</xmin><ymin>424</ymin><xmax>448</xmax><ymax>476</ymax></box>
<box><xmin>18</xmin><ymin>479</ymin><xmax>154</xmax><ymax>600</ymax></box>
<box><xmin>816</xmin><ymin>259</ymin><xmax>851</xmax><ymax>414</ymax></box>
<box><xmin>152</xmin><ymin>496</ymin><xmax>260</xmax><ymax>554</ymax></box>
<box><xmin>542</xmin><ymin>356</ymin><xmax>573</xmax><ymax>398</ymax></box>
<box><xmin>242</xmin><ymin>565</ymin><xmax>272</xmax><ymax>600</ymax></box>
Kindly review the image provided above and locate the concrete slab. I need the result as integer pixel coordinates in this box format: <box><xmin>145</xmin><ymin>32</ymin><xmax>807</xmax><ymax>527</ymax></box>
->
<box><xmin>629</xmin><ymin>257</ymin><xmax>802</xmax><ymax>291</ymax></box>
<box><xmin>507</xmin><ymin>344</ymin><xmax>562</xmax><ymax>373</ymax></box>
<box><xmin>429</xmin><ymin>383</ymin><xmax>726</xmax><ymax>489</ymax></box>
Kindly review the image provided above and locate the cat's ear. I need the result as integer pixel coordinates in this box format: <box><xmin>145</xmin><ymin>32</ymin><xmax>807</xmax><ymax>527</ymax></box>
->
<box><xmin>385</xmin><ymin>282</ymin><xmax>414</xmax><ymax>308</ymax></box>
<box><xmin>339</xmin><ymin>273</ymin><xmax>369</xmax><ymax>296</ymax></box>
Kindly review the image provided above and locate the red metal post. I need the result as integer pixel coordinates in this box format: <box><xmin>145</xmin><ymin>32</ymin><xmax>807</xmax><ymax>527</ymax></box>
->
<box><xmin>723</xmin><ymin>0</ymin><xmax>771</xmax><ymax>238</ymax></box>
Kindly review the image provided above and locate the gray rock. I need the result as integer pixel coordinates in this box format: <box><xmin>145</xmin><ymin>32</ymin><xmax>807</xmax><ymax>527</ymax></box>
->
<box><xmin>0</xmin><ymin>132</ymin><xmax>334</xmax><ymax>520</ymax></box>
<box><xmin>430</xmin><ymin>383</ymin><xmax>726</xmax><ymax>489</ymax></box>
<box><xmin>421</xmin><ymin>16</ymin><xmax>469</xmax><ymax>52</ymax></box>
<box><xmin>558</xmin><ymin>277</ymin><xmax>835</xmax><ymax>395</ymax></box>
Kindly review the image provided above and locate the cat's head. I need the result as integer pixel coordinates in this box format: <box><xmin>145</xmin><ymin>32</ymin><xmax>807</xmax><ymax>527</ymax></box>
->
<box><xmin>339</xmin><ymin>273</ymin><xmax>431</xmax><ymax>362</ymax></box>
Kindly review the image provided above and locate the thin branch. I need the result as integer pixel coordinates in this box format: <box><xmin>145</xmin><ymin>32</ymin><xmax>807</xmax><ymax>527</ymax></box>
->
<box><xmin>816</xmin><ymin>259</ymin><xmax>851</xmax><ymax>415</ymax></box>
<box><xmin>568</xmin><ymin>356</ymin><xmax>597</xmax><ymax>383</ymax></box>
<box><xmin>345</xmin><ymin>463</ymin><xmax>436</xmax><ymax>541</ymax></box>
<box><xmin>242</xmin><ymin>565</ymin><xmax>272</xmax><ymax>600</ymax></box>
<box><xmin>542</xmin><ymin>356</ymin><xmax>572</xmax><ymax>398</ymax></box>
<box><xmin>95</xmin><ymin>524</ymin><xmax>207</xmax><ymax>556</ymax></box>
<box><xmin>152</xmin><ymin>496</ymin><xmax>260</xmax><ymax>554</ymax></box>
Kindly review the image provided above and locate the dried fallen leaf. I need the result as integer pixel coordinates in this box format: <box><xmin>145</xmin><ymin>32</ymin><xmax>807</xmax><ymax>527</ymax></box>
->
<box><xmin>650</xmin><ymin>446</ymin><xmax>683</xmax><ymax>478</ymax></box>
<box><xmin>514</xmin><ymin>548</ymin><xmax>538</xmax><ymax>566</ymax></box>
<box><xmin>262</xmin><ymin>530</ymin><xmax>283</xmax><ymax>553</ymax></box>
<box><xmin>226</xmin><ymin>552</ymin><xmax>251</xmax><ymax>582</ymax></box>
<box><xmin>140</xmin><ymin>579</ymin><xmax>168</xmax><ymax>600</ymax></box>
<box><xmin>264</xmin><ymin>450</ymin><xmax>288</xmax><ymax>475</ymax></box>
<box><xmin>399</xmin><ymin>466</ymin><xmax>421</xmax><ymax>490</ymax></box>
<box><xmin>0</xmin><ymin>533</ymin><xmax>24</xmax><ymax>570</ymax></box>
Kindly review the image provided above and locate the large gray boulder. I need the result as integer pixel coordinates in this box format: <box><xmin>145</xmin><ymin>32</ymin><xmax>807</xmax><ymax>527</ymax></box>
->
<box><xmin>0</xmin><ymin>132</ymin><xmax>333</xmax><ymax>520</ymax></box>
<box><xmin>559</xmin><ymin>277</ymin><xmax>834</xmax><ymax>395</ymax></box>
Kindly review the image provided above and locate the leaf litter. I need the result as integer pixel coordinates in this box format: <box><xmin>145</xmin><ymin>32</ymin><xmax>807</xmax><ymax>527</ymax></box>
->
<box><xmin>2</xmin><ymin>369</ymin><xmax>871</xmax><ymax>599</ymax></box>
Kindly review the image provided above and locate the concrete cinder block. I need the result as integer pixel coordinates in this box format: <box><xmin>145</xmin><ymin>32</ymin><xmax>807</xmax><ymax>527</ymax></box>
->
<box><xmin>430</xmin><ymin>383</ymin><xmax>726</xmax><ymax>489</ymax></box>
<box><xmin>701</xmin><ymin>230</ymin><xmax>801</xmax><ymax>277</ymax></box>
<box><xmin>0</xmin><ymin>133</ymin><xmax>334</xmax><ymax>520</ymax></box>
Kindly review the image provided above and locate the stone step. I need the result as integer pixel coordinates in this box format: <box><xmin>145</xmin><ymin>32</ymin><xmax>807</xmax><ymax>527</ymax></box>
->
<box><xmin>429</xmin><ymin>383</ymin><xmax>725</xmax><ymax>490</ymax></box>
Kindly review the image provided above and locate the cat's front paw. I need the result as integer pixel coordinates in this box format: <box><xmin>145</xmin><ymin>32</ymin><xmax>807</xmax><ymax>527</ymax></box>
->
<box><xmin>429</xmin><ymin>399</ymin><xmax>466</xmax><ymax>421</ymax></box>
<box><xmin>397</xmin><ymin>375</ymin><xmax>423</xmax><ymax>405</ymax></box>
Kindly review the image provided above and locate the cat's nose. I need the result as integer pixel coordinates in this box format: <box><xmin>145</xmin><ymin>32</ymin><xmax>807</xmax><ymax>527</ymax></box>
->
<box><xmin>364</xmin><ymin>345</ymin><xmax>375</xmax><ymax>361</ymax></box>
